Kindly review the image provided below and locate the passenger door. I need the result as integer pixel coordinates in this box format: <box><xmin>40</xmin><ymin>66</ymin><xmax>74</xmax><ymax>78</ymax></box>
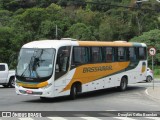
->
<box><xmin>54</xmin><ymin>46</ymin><xmax>71</xmax><ymax>96</ymax></box>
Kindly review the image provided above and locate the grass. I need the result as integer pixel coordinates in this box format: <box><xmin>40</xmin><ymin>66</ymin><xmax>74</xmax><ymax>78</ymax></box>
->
<box><xmin>154</xmin><ymin>69</ymin><xmax>160</xmax><ymax>79</ymax></box>
<box><xmin>146</xmin><ymin>66</ymin><xmax>160</xmax><ymax>79</ymax></box>
<box><xmin>154</xmin><ymin>75</ymin><xmax>160</xmax><ymax>79</ymax></box>
<box><xmin>152</xmin><ymin>67</ymin><xmax>160</xmax><ymax>79</ymax></box>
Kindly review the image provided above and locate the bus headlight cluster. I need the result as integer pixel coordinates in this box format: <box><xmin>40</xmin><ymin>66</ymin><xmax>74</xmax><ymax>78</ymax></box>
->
<box><xmin>42</xmin><ymin>83</ymin><xmax>52</xmax><ymax>89</ymax></box>
<box><xmin>15</xmin><ymin>82</ymin><xmax>20</xmax><ymax>87</ymax></box>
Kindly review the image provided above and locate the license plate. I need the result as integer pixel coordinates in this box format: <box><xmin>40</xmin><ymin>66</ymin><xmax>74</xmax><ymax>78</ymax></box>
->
<box><xmin>26</xmin><ymin>90</ymin><xmax>33</xmax><ymax>94</ymax></box>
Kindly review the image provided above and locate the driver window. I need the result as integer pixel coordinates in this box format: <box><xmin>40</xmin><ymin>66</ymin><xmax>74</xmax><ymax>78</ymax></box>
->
<box><xmin>55</xmin><ymin>46</ymin><xmax>71</xmax><ymax>80</ymax></box>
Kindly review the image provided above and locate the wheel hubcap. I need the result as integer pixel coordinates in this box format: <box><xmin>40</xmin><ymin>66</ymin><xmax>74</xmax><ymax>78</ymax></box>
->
<box><xmin>122</xmin><ymin>81</ymin><xmax>126</xmax><ymax>89</ymax></box>
<box><xmin>147</xmin><ymin>76</ymin><xmax>152</xmax><ymax>82</ymax></box>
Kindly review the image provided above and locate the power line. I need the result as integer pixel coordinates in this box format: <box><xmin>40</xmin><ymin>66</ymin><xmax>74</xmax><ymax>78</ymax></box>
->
<box><xmin>66</xmin><ymin>1</ymin><xmax>158</xmax><ymax>12</ymax></box>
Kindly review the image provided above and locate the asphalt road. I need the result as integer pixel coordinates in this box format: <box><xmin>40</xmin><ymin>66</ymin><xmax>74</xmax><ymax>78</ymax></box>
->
<box><xmin>0</xmin><ymin>80</ymin><xmax>160</xmax><ymax>120</ymax></box>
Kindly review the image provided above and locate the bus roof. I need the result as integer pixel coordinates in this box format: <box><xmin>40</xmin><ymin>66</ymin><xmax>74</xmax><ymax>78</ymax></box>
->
<box><xmin>22</xmin><ymin>40</ymin><xmax>74</xmax><ymax>49</ymax></box>
<box><xmin>77</xmin><ymin>41</ymin><xmax>146</xmax><ymax>47</ymax></box>
<box><xmin>22</xmin><ymin>40</ymin><xmax>147</xmax><ymax>49</ymax></box>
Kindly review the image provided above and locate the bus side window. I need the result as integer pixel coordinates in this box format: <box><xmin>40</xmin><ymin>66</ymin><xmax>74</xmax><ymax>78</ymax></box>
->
<box><xmin>105</xmin><ymin>47</ymin><xmax>113</xmax><ymax>62</ymax></box>
<box><xmin>113</xmin><ymin>47</ymin><xmax>118</xmax><ymax>62</ymax></box>
<box><xmin>135</xmin><ymin>47</ymin><xmax>139</xmax><ymax>60</ymax></box>
<box><xmin>128</xmin><ymin>47</ymin><xmax>137</xmax><ymax>61</ymax></box>
<box><xmin>72</xmin><ymin>47</ymin><xmax>89</xmax><ymax>64</ymax></box>
<box><xmin>126</xmin><ymin>48</ymin><xmax>129</xmax><ymax>61</ymax></box>
<box><xmin>91</xmin><ymin>47</ymin><xmax>102</xmax><ymax>63</ymax></box>
<box><xmin>118</xmin><ymin>47</ymin><xmax>125</xmax><ymax>61</ymax></box>
<box><xmin>139</xmin><ymin>47</ymin><xmax>146</xmax><ymax>60</ymax></box>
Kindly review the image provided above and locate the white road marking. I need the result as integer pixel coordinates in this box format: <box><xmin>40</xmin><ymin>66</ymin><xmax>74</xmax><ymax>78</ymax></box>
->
<box><xmin>145</xmin><ymin>89</ymin><xmax>149</xmax><ymax>95</ymax></box>
<box><xmin>105</xmin><ymin>110</ymin><xmax>118</xmax><ymax>111</ymax></box>
<box><xmin>113</xmin><ymin>117</ymin><xmax>137</xmax><ymax>120</ymax></box>
<box><xmin>74</xmin><ymin>114</ymin><xmax>101</xmax><ymax>120</ymax></box>
<box><xmin>19</xmin><ymin>118</ymin><xmax>34</xmax><ymax>120</ymax></box>
<box><xmin>80</xmin><ymin>117</ymin><xmax>101</xmax><ymax>120</ymax></box>
<box><xmin>48</xmin><ymin>117</ymin><xmax>67</xmax><ymax>120</ymax></box>
<box><xmin>17</xmin><ymin>116</ymin><xmax>160</xmax><ymax>120</ymax></box>
<box><xmin>145</xmin><ymin>117</ymin><xmax>160</xmax><ymax>120</ymax></box>
<box><xmin>103</xmin><ymin>109</ymin><xmax>119</xmax><ymax>116</ymax></box>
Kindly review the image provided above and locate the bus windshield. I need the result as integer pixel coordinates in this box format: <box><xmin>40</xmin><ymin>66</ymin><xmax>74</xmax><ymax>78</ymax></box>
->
<box><xmin>16</xmin><ymin>48</ymin><xmax>55</xmax><ymax>79</ymax></box>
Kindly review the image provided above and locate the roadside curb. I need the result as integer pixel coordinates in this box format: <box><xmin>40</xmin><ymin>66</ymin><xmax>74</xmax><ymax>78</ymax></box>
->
<box><xmin>145</xmin><ymin>87</ymin><xmax>160</xmax><ymax>102</ymax></box>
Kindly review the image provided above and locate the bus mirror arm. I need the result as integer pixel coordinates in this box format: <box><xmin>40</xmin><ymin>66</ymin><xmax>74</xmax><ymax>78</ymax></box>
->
<box><xmin>55</xmin><ymin>64</ymin><xmax>59</xmax><ymax>72</ymax></box>
<box><xmin>71</xmin><ymin>64</ymin><xmax>75</xmax><ymax>67</ymax></box>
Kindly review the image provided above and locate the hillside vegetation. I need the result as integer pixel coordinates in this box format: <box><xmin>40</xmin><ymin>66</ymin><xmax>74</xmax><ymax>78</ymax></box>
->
<box><xmin>0</xmin><ymin>0</ymin><xmax>160</xmax><ymax>68</ymax></box>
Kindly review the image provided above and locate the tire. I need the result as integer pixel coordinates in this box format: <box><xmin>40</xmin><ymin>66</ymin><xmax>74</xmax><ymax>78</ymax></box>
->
<box><xmin>146</xmin><ymin>76</ymin><xmax>152</xmax><ymax>82</ymax></box>
<box><xmin>3</xmin><ymin>85</ymin><xmax>9</xmax><ymax>88</ymax></box>
<box><xmin>40</xmin><ymin>97</ymin><xmax>50</xmax><ymax>101</ymax></box>
<box><xmin>118</xmin><ymin>77</ymin><xmax>128</xmax><ymax>91</ymax></box>
<box><xmin>70</xmin><ymin>84</ymin><xmax>77</xmax><ymax>100</ymax></box>
<box><xmin>9</xmin><ymin>77</ymin><xmax>15</xmax><ymax>88</ymax></box>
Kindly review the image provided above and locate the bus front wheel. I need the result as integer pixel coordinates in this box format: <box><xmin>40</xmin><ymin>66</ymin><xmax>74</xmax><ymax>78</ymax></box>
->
<box><xmin>3</xmin><ymin>85</ymin><xmax>9</xmax><ymax>88</ymax></box>
<box><xmin>118</xmin><ymin>77</ymin><xmax>128</xmax><ymax>91</ymax></box>
<box><xmin>70</xmin><ymin>84</ymin><xmax>77</xmax><ymax>100</ymax></box>
<box><xmin>40</xmin><ymin>97</ymin><xmax>52</xmax><ymax>101</ymax></box>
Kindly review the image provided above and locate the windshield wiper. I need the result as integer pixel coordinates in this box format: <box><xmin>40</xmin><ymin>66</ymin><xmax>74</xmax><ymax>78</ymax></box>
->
<box><xmin>20</xmin><ymin>49</ymin><xmax>44</xmax><ymax>78</ymax></box>
<box><xmin>20</xmin><ymin>55</ymin><xmax>35</xmax><ymax>77</ymax></box>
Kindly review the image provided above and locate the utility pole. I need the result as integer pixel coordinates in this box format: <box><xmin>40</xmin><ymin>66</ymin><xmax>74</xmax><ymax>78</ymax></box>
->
<box><xmin>56</xmin><ymin>25</ymin><xmax>58</xmax><ymax>39</ymax></box>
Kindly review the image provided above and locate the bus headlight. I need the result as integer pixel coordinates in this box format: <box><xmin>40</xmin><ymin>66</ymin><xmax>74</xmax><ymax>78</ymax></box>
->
<box><xmin>15</xmin><ymin>82</ymin><xmax>20</xmax><ymax>87</ymax></box>
<box><xmin>42</xmin><ymin>83</ymin><xmax>52</xmax><ymax>89</ymax></box>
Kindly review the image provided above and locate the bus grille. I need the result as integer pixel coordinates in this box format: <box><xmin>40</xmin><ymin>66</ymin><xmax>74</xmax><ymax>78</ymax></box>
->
<box><xmin>19</xmin><ymin>90</ymin><xmax>43</xmax><ymax>95</ymax></box>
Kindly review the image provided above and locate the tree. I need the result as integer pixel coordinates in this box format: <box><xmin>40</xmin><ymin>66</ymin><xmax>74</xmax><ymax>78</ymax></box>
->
<box><xmin>38</xmin><ymin>20</ymin><xmax>64</xmax><ymax>39</ymax></box>
<box><xmin>0</xmin><ymin>0</ymin><xmax>160</xmax><ymax>69</ymax></box>
<box><xmin>0</xmin><ymin>10</ymin><xmax>12</xmax><ymax>26</ymax></box>
<box><xmin>46</xmin><ymin>3</ymin><xmax>62</xmax><ymax>21</ymax></box>
<box><xmin>12</xmin><ymin>7</ymin><xmax>47</xmax><ymax>42</ymax></box>
<box><xmin>75</xmin><ymin>8</ymin><xmax>102</xmax><ymax>27</ymax></box>
<box><xmin>90</xmin><ymin>0</ymin><xmax>111</xmax><ymax>12</ymax></box>
<box><xmin>130</xmin><ymin>29</ymin><xmax>160</xmax><ymax>65</ymax></box>
<box><xmin>0</xmin><ymin>27</ymin><xmax>15</xmax><ymax>68</ymax></box>
<box><xmin>58</xmin><ymin>0</ymin><xmax>68</xmax><ymax>7</ymax></box>
<box><xmin>35</xmin><ymin>0</ymin><xmax>57</xmax><ymax>7</ymax></box>
<box><xmin>66</xmin><ymin>23</ymin><xmax>96</xmax><ymax>40</ymax></box>
<box><xmin>99</xmin><ymin>13</ymin><xmax>132</xmax><ymax>41</ymax></box>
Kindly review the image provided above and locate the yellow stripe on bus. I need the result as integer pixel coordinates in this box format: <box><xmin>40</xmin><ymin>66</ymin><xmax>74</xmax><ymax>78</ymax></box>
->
<box><xmin>141</xmin><ymin>66</ymin><xmax>146</xmax><ymax>73</ymax></box>
<box><xmin>78</xmin><ymin>41</ymin><xmax>133</xmax><ymax>47</ymax></box>
<box><xmin>62</xmin><ymin>62</ymin><xmax>130</xmax><ymax>92</ymax></box>
<box><xmin>17</xmin><ymin>81</ymin><xmax>48</xmax><ymax>88</ymax></box>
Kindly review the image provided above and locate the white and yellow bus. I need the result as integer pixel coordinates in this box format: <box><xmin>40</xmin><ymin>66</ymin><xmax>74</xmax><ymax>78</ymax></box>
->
<box><xmin>15</xmin><ymin>38</ymin><xmax>147</xmax><ymax>99</ymax></box>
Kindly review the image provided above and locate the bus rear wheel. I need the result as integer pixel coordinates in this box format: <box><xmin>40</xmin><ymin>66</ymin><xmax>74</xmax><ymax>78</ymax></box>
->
<box><xmin>146</xmin><ymin>76</ymin><xmax>152</xmax><ymax>82</ymax></box>
<box><xmin>118</xmin><ymin>77</ymin><xmax>128</xmax><ymax>91</ymax></box>
<box><xmin>70</xmin><ymin>84</ymin><xmax>77</xmax><ymax>100</ymax></box>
